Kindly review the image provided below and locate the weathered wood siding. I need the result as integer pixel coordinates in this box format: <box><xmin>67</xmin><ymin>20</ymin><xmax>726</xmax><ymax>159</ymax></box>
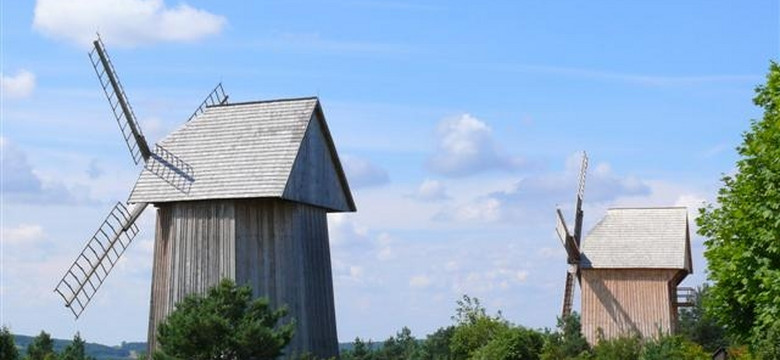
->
<box><xmin>283</xmin><ymin>111</ymin><xmax>353</xmax><ymax>212</ymax></box>
<box><xmin>235</xmin><ymin>199</ymin><xmax>338</xmax><ymax>357</ymax></box>
<box><xmin>147</xmin><ymin>199</ymin><xmax>339</xmax><ymax>358</ymax></box>
<box><xmin>147</xmin><ymin>201</ymin><xmax>236</xmax><ymax>351</ymax></box>
<box><xmin>580</xmin><ymin>269</ymin><xmax>680</xmax><ymax>344</ymax></box>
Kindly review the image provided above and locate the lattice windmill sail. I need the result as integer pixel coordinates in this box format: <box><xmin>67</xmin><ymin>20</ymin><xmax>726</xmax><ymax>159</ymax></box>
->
<box><xmin>555</xmin><ymin>152</ymin><xmax>588</xmax><ymax>318</ymax></box>
<box><xmin>54</xmin><ymin>36</ymin><xmax>223</xmax><ymax>318</ymax></box>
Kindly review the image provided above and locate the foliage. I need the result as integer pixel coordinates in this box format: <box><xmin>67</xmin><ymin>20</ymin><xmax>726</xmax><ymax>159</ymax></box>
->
<box><xmin>375</xmin><ymin>327</ymin><xmax>420</xmax><ymax>360</ymax></box>
<box><xmin>418</xmin><ymin>326</ymin><xmax>454</xmax><ymax>360</ymax></box>
<box><xmin>26</xmin><ymin>331</ymin><xmax>56</xmax><ymax>360</ymax></box>
<box><xmin>1</xmin><ymin>326</ymin><xmax>19</xmax><ymax>360</ymax></box>
<box><xmin>470</xmin><ymin>326</ymin><xmax>544</xmax><ymax>360</ymax></box>
<box><xmin>449</xmin><ymin>295</ymin><xmax>508</xmax><ymax>360</ymax></box>
<box><xmin>341</xmin><ymin>337</ymin><xmax>375</xmax><ymax>360</ymax></box>
<box><xmin>697</xmin><ymin>62</ymin><xmax>780</xmax><ymax>349</ymax></box>
<box><xmin>640</xmin><ymin>334</ymin><xmax>708</xmax><ymax>360</ymax></box>
<box><xmin>154</xmin><ymin>279</ymin><xmax>294</xmax><ymax>360</ymax></box>
<box><xmin>540</xmin><ymin>313</ymin><xmax>589</xmax><ymax>360</ymax></box>
<box><xmin>60</xmin><ymin>333</ymin><xmax>95</xmax><ymax>360</ymax></box>
<box><xmin>589</xmin><ymin>332</ymin><xmax>641</xmax><ymax>360</ymax></box>
<box><xmin>676</xmin><ymin>285</ymin><xmax>728</xmax><ymax>352</ymax></box>
<box><xmin>751</xmin><ymin>319</ymin><xmax>780</xmax><ymax>360</ymax></box>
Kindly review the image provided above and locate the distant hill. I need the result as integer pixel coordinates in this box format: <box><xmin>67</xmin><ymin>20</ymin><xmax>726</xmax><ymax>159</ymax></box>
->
<box><xmin>13</xmin><ymin>334</ymin><xmax>145</xmax><ymax>360</ymax></box>
<box><xmin>12</xmin><ymin>334</ymin><xmax>362</xmax><ymax>359</ymax></box>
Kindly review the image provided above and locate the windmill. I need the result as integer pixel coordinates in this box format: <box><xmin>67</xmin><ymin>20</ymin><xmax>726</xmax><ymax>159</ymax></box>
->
<box><xmin>54</xmin><ymin>36</ymin><xmax>352</xmax><ymax>357</ymax></box>
<box><xmin>54</xmin><ymin>36</ymin><xmax>224</xmax><ymax>319</ymax></box>
<box><xmin>555</xmin><ymin>152</ymin><xmax>588</xmax><ymax>319</ymax></box>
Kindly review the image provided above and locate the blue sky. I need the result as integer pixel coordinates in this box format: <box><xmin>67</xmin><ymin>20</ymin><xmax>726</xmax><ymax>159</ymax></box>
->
<box><xmin>1</xmin><ymin>0</ymin><xmax>778</xmax><ymax>345</ymax></box>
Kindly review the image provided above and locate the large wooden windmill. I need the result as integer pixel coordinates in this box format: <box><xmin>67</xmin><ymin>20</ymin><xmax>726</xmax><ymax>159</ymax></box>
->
<box><xmin>554</xmin><ymin>153</ymin><xmax>694</xmax><ymax>344</ymax></box>
<box><xmin>54</xmin><ymin>37</ymin><xmax>354</xmax><ymax>358</ymax></box>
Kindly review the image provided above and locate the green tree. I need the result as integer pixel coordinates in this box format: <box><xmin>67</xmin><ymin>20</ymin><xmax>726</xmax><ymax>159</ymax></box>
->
<box><xmin>26</xmin><ymin>331</ymin><xmax>55</xmax><ymax>360</ymax></box>
<box><xmin>154</xmin><ymin>279</ymin><xmax>294</xmax><ymax>360</ymax></box>
<box><xmin>541</xmin><ymin>313</ymin><xmax>589</xmax><ymax>360</ymax></box>
<box><xmin>590</xmin><ymin>332</ymin><xmax>641</xmax><ymax>360</ymax></box>
<box><xmin>471</xmin><ymin>326</ymin><xmax>544</xmax><ymax>360</ymax></box>
<box><xmin>342</xmin><ymin>337</ymin><xmax>374</xmax><ymax>360</ymax></box>
<box><xmin>449</xmin><ymin>295</ymin><xmax>508</xmax><ymax>360</ymax></box>
<box><xmin>60</xmin><ymin>332</ymin><xmax>94</xmax><ymax>360</ymax></box>
<box><xmin>676</xmin><ymin>285</ymin><xmax>728</xmax><ymax>352</ymax></box>
<box><xmin>697</xmin><ymin>62</ymin><xmax>780</xmax><ymax>349</ymax></box>
<box><xmin>0</xmin><ymin>326</ymin><xmax>19</xmax><ymax>360</ymax></box>
<box><xmin>418</xmin><ymin>326</ymin><xmax>454</xmax><ymax>360</ymax></box>
<box><xmin>641</xmin><ymin>334</ymin><xmax>708</xmax><ymax>360</ymax></box>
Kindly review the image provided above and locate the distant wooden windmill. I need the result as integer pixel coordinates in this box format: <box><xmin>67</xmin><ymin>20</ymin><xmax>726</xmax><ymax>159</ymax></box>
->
<box><xmin>54</xmin><ymin>36</ymin><xmax>354</xmax><ymax>358</ymax></box>
<box><xmin>555</xmin><ymin>153</ymin><xmax>694</xmax><ymax>344</ymax></box>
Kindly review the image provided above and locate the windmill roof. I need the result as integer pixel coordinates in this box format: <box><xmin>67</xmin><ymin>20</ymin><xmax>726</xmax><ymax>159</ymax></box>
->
<box><xmin>128</xmin><ymin>97</ymin><xmax>356</xmax><ymax>212</ymax></box>
<box><xmin>580</xmin><ymin>207</ymin><xmax>692</xmax><ymax>271</ymax></box>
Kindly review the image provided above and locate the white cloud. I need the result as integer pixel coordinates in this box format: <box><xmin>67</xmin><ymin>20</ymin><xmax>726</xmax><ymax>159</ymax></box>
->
<box><xmin>412</xmin><ymin>179</ymin><xmax>449</xmax><ymax>201</ymax></box>
<box><xmin>437</xmin><ymin>196</ymin><xmax>503</xmax><ymax>223</ymax></box>
<box><xmin>1</xmin><ymin>70</ymin><xmax>36</xmax><ymax>99</ymax></box>
<box><xmin>427</xmin><ymin>114</ymin><xmax>523</xmax><ymax>177</ymax></box>
<box><xmin>1</xmin><ymin>224</ymin><xmax>46</xmax><ymax>245</ymax></box>
<box><xmin>409</xmin><ymin>274</ymin><xmax>432</xmax><ymax>289</ymax></box>
<box><xmin>33</xmin><ymin>0</ymin><xmax>226</xmax><ymax>47</ymax></box>
<box><xmin>342</xmin><ymin>155</ymin><xmax>390</xmax><ymax>188</ymax></box>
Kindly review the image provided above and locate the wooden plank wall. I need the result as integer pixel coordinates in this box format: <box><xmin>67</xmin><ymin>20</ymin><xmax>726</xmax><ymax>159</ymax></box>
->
<box><xmin>235</xmin><ymin>199</ymin><xmax>339</xmax><ymax>358</ymax></box>
<box><xmin>147</xmin><ymin>201</ymin><xmax>236</xmax><ymax>351</ymax></box>
<box><xmin>580</xmin><ymin>269</ymin><xmax>679</xmax><ymax>344</ymax></box>
<box><xmin>147</xmin><ymin>199</ymin><xmax>339</xmax><ymax>358</ymax></box>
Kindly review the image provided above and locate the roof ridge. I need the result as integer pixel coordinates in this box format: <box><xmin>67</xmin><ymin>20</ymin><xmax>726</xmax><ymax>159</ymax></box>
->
<box><xmin>207</xmin><ymin>96</ymin><xmax>318</xmax><ymax>108</ymax></box>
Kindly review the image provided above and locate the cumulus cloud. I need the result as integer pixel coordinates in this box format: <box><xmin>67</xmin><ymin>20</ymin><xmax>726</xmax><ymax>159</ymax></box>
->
<box><xmin>33</xmin><ymin>0</ymin><xmax>226</xmax><ymax>47</ymax></box>
<box><xmin>412</xmin><ymin>179</ymin><xmax>449</xmax><ymax>201</ymax></box>
<box><xmin>409</xmin><ymin>274</ymin><xmax>433</xmax><ymax>289</ymax></box>
<box><xmin>342</xmin><ymin>155</ymin><xmax>390</xmax><ymax>188</ymax></box>
<box><xmin>1</xmin><ymin>70</ymin><xmax>36</xmax><ymax>99</ymax></box>
<box><xmin>427</xmin><ymin>114</ymin><xmax>523</xmax><ymax>177</ymax></box>
<box><xmin>435</xmin><ymin>153</ymin><xmax>650</xmax><ymax>223</ymax></box>
<box><xmin>1</xmin><ymin>224</ymin><xmax>46</xmax><ymax>245</ymax></box>
<box><xmin>0</xmin><ymin>137</ymin><xmax>92</xmax><ymax>204</ymax></box>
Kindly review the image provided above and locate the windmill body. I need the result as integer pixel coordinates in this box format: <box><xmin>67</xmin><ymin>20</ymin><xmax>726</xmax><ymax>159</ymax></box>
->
<box><xmin>578</xmin><ymin>207</ymin><xmax>692</xmax><ymax>344</ymax></box>
<box><xmin>55</xmin><ymin>38</ymin><xmax>352</xmax><ymax>358</ymax></box>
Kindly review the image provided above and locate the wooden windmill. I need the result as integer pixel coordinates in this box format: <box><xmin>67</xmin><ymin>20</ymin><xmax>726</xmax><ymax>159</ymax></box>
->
<box><xmin>553</xmin><ymin>153</ymin><xmax>694</xmax><ymax>344</ymax></box>
<box><xmin>555</xmin><ymin>152</ymin><xmax>588</xmax><ymax>319</ymax></box>
<box><xmin>54</xmin><ymin>36</ymin><xmax>353</xmax><ymax>358</ymax></box>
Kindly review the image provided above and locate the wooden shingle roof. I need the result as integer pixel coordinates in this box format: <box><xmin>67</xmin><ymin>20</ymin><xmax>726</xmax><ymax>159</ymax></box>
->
<box><xmin>128</xmin><ymin>97</ymin><xmax>355</xmax><ymax>212</ymax></box>
<box><xmin>580</xmin><ymin>207</ymin><xmax>692</xmax><ymax>271</ymax></box>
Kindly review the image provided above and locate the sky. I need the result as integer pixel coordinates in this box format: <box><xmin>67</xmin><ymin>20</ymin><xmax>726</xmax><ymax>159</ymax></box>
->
<box><xmin>1</xmin><ymin>0</ymin><xmax>779</xmax><ymax>346</ymax></box>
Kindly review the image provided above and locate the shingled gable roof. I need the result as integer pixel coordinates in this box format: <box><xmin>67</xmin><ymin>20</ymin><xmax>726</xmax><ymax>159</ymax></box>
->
<box><xmin>580</xmin><ymin>207</ymin><xmax>692</xmax><ymax>272</ymax></box>
<box><xmin>128</xmin><ymin>97</ymin><xmax>356</xmax><ymax>212</ymax></box>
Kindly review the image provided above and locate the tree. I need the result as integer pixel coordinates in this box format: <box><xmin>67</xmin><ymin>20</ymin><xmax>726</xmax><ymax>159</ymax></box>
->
<box><xmin>418</xmin><ymin>326</ymin><xmax>454</xmax><ymax>360</ymax></box>
<box><xmin>0</xmin><ymin>326</ymin><xmax>19</xmax><ymax>360</ymax></box>
<box><xmin>342</xmin><ymin>337</ymin><xmax>374</xmax><ymax>360</ymax></box>
<box><xmin>676</xmin><ymin>285</ymin><xmax>728</xmax><ymax>352</ymax></box>
<box><xmin>541</xmin><ymin>313</ymin><xmax>589</xmax><ymax>360</ymax></box>
<box><xmin>61</xmin><ymin>332</ymin><xmax>94</xmax><ymax>360</ymax></box>
<box><xmin>471</xmin><ymin>326</ymin><xmax>544</xmax><ymax>360</ymax></box>
<box><xmin>641</xmin><ymin>334</ymin><xmax>708</xmax><ymax>360</ymax></box>
<box><xmin>154</xmin><ymin>279</ymin><xmax>294</xmax><ymax>360</ymax></box>
<box><xmin>26</xmin><ymin>331</ymin><xmax>55</xmax><ymax>360</ymax></box>
<box><xmin>449</xmin><ymin>295</ymin><xmax>508</xmax><ymax>360</ymax></box>
<box><xmin>697</xmin><ymin>62</ymin><xmax>780</xmax><ymax>348</ymax></box>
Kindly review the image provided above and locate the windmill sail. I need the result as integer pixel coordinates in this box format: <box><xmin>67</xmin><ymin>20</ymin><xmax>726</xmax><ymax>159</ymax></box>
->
<box><xmin>89</xmin><ymin>36</ymin><xmax>151</xmax><ymax>165</ymax></box>
<box><xmin>557</xmin><ymin>151</ymin><xmax>589</xmax><ymax>319</ymax></box>
<box><xmin>146</xmin><ymin>144</ymin><xmax>195</xmax><ymax>194</ymax></box>
<box><xmin>55</xmin><ymin>202</ymin><xmax>148</xmax><ymax>318</ymax></box>
<box><xmin>187</xmin><ymin>82</ymin><xmax>229</xmax><ymax>122</ymax></box>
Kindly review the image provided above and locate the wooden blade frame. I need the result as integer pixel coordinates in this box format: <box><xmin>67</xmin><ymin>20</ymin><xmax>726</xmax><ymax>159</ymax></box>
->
<box><xmin>54</xmin><ymin>202</ymin><xmax>148</xmax><ymax>318</ymax></box>
<box><xmin>146</xmin><ymin>144</ymin><xmax>196</xmax><ymax>194</ymax></box>
<box><xmin>187</xmin><ymin>82</ymin><xmax>229</xmax><ymax>122</ymax></box>
<box><xmin>89</xmin><ymin>36</ymin><xmax>151</xmax><ymax>165</ymax></box>
<box><xmin>557</xmin><ymin>151</ymin><xmax>589</xmax><ymax>319</ymax></box>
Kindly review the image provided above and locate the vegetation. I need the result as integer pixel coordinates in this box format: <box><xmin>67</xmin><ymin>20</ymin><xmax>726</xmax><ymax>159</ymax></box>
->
<box><xmin>676</xmin><ymin>285</ymin><xmax>728</xmax><ymax>352</ymax></box>
<box><xmin>153</xmin><ymin>279</ymin><xmax>294</xmax><ymax>360</ymax></box>
<box><xmin>1</xmin><ymin>326</ymin><xmax>20</xmax><ymax>360</ymax></box>
<box><xmin>697</xmin><ymin>62</ymin><xmax>780</xmax><ymax>353</ymax></box>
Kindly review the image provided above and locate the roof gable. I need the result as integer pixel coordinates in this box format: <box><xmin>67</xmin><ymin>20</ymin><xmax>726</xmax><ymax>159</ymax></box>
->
<box><xmin>128</xmin><ymin>97</ymin><xmax>355</xmax><ymax>212</ymax></box>
<box><xmin>580</xmin><ymin>207</ymin><xmax>692</xmax><ymax>271</ymax></box>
